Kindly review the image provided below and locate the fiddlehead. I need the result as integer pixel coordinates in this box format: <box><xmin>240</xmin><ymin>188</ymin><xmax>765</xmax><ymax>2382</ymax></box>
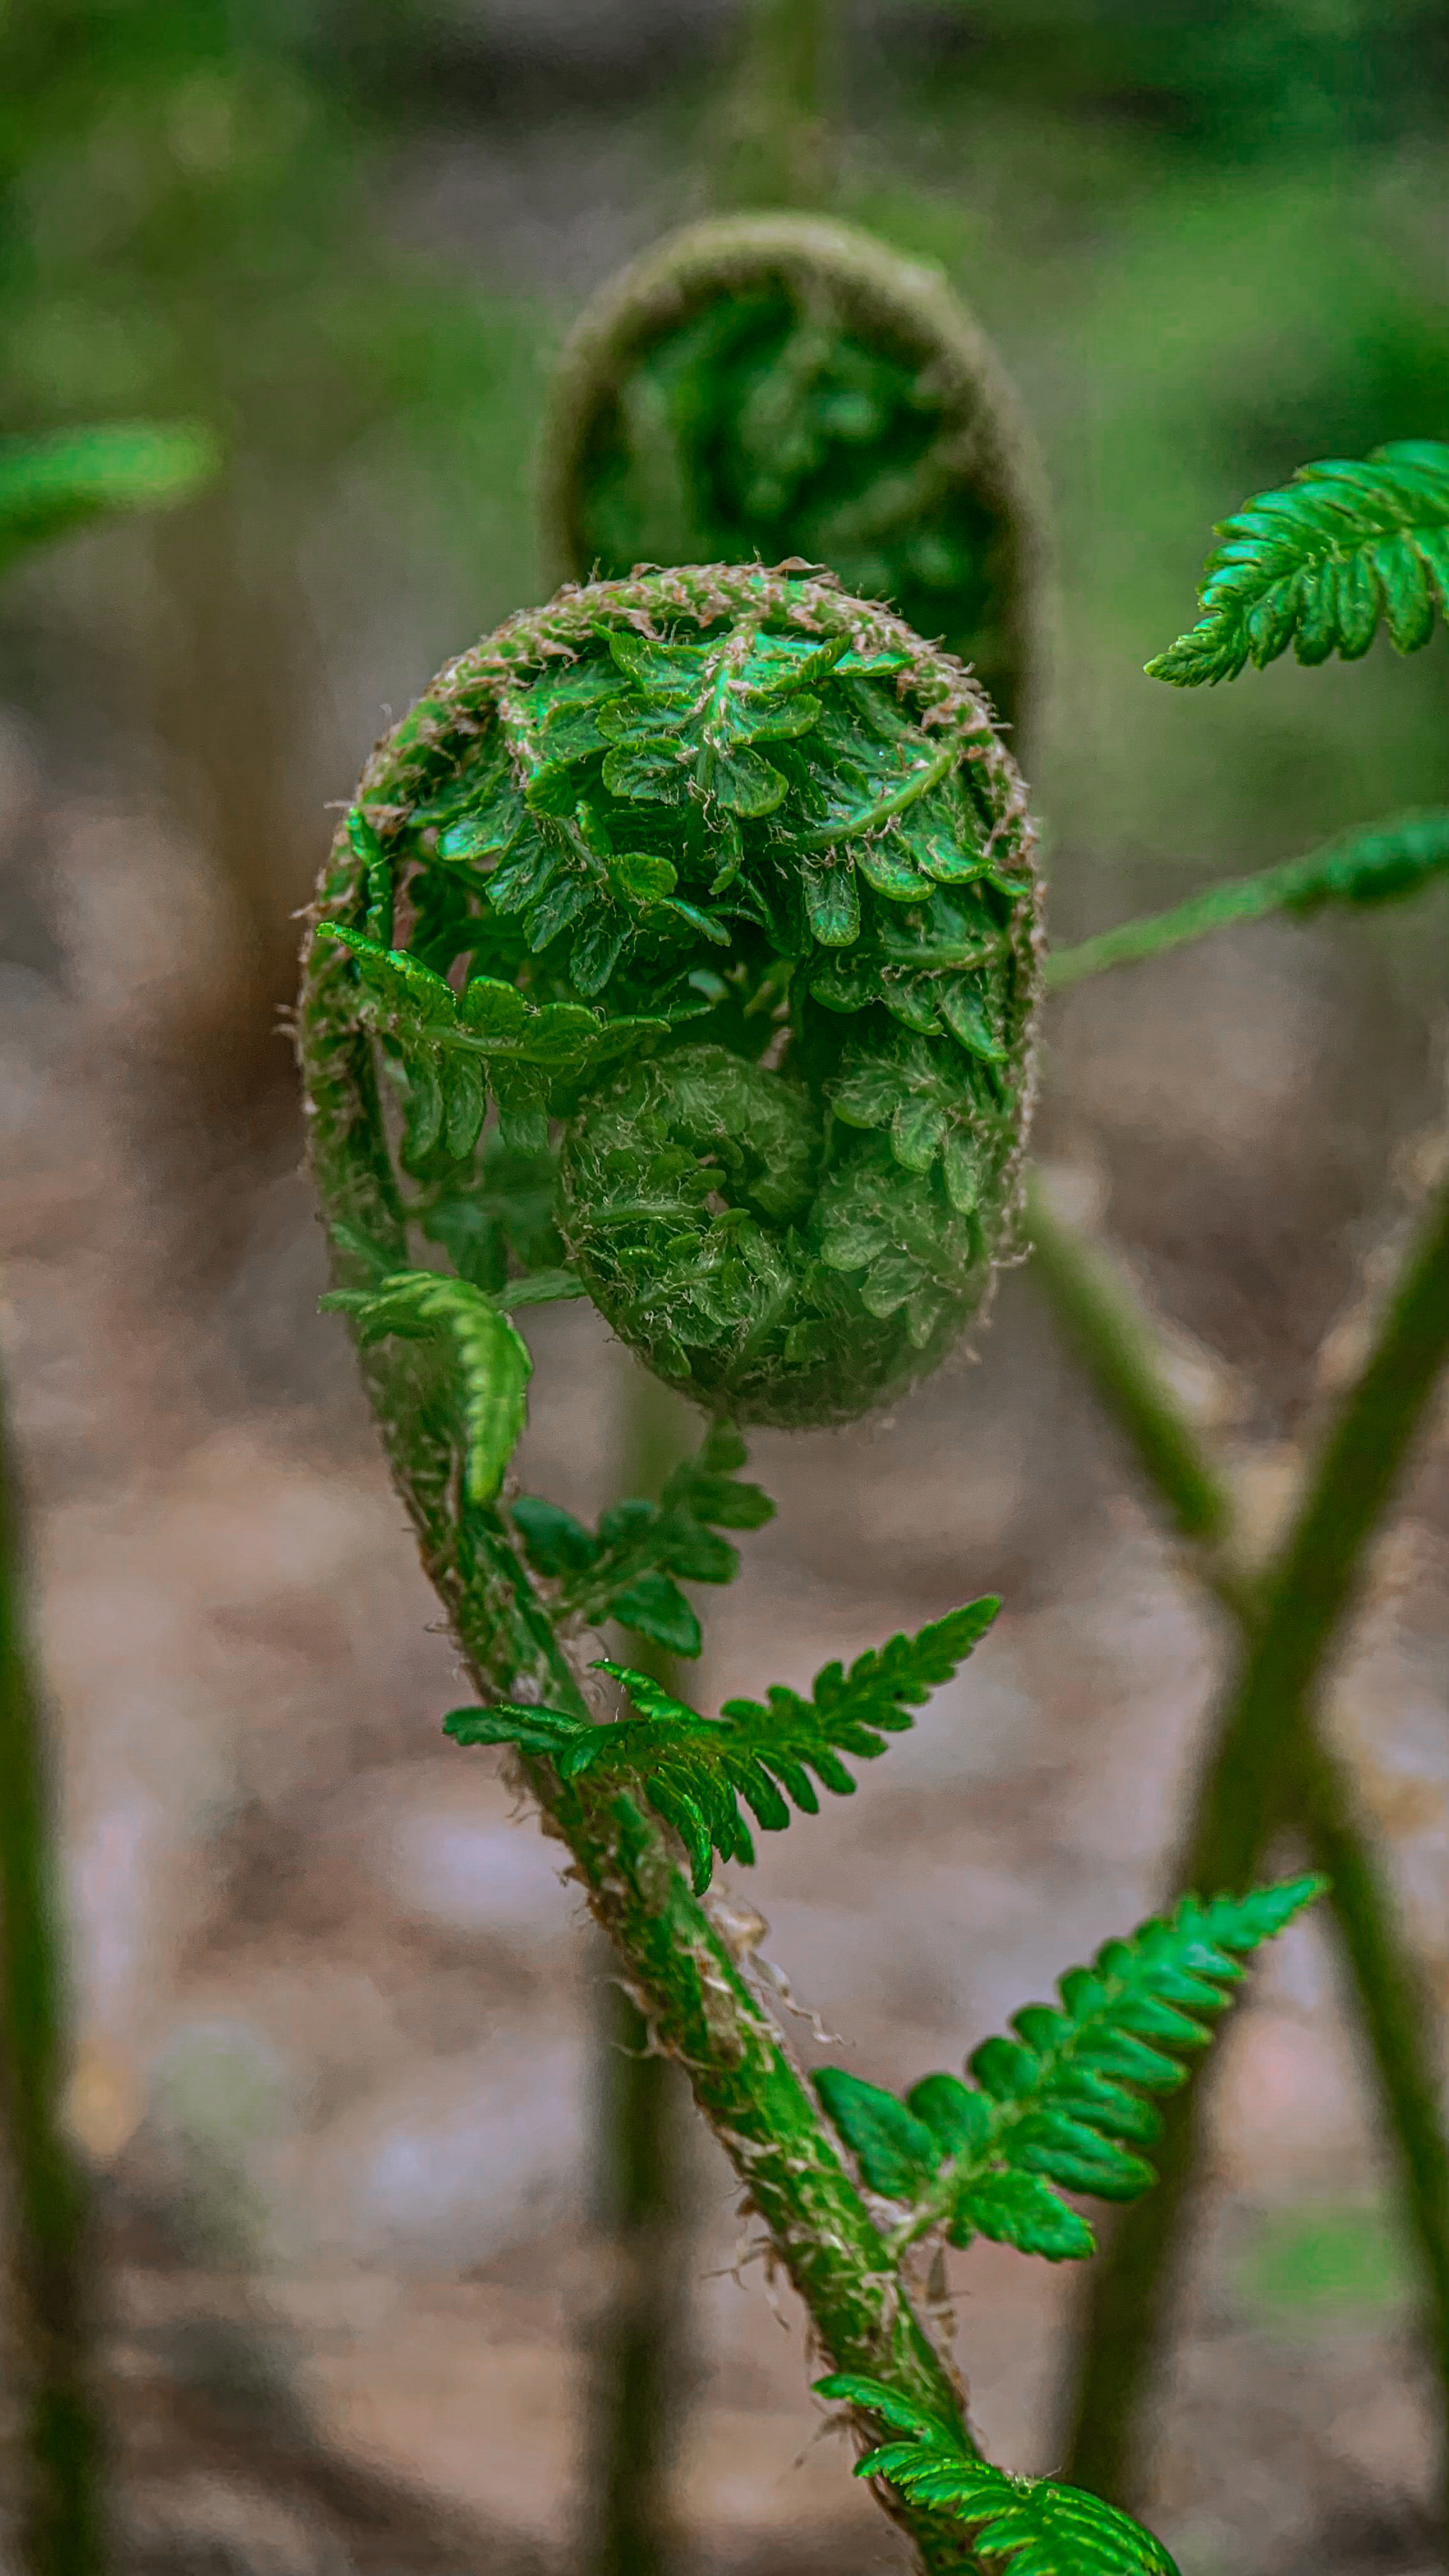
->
<box><xmin>539</xmin><ymin>216</ymin><xmax>1044</xmax><ymax>739</ymax></box>
<box><xmin>302</xmin><ymin>561</ymin><xmax>1040</xmax><ymax>1442</ymax></box>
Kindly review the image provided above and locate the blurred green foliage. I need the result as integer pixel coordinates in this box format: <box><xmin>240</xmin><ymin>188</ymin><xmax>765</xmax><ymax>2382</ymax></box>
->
<box><xmin>1234</xmin><ymin>2198</ymin><xmax>1412</xmax><ymax>2328</ymax></box>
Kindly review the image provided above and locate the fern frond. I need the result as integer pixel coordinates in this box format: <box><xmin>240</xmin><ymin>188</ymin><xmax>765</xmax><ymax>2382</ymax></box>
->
<box><xmin>314</xmin><ymin>914</ymin><xmax>670</xmax><ymax>1161</ymax></box>
<box><xmin>444</xmin><ymin>1595</ymin><xmax>998</xmax><ymax>1890</ymax></box>
<box><xmin>0</xmin><ymin>421</ymin><xmax>219</xmax><ymax>574</ymax></box>
<box><xmin>814</xmin><ymin>1877</ymin><xmax>1324</xmax><ymax>2257</ymax></box>
<box><xmin>1149</xmin><ymin>441</ymin><xmax>1449</xmax><ymax>686</ymax></box>
<box><xmin>1046</xmin><ymin>808</ymin><xmax>1449</xmax><ymax>990</ymax></box>
<box><xmin>510</xmin><ymin>1419</ymin><xmax>775</xmax><ymax>1657</ymax></box>
<box><xmin>320</xmin><ymin>1269</ymin><xmax>536</xmax><ymax>1503</ymax></box>
<box><xmin>815</xmin><ymin>2375</ymin><xmax>1178</xmax><ymax>2573</ymax></box>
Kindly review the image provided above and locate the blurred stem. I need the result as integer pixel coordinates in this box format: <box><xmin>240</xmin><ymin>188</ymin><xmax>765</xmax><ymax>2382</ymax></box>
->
<box><xmin>717</xmin><ymin>0</ymin><xmax>843</xmax><ymax>210</ymax></box>
<box><xmin>0</xmin><ymin>1368</ymin><xmax>107</xmax><ymax>2575</ymax></box>
<box><xmin>583</xmin><ymin>1369</ymin><xmax>697</xmax><ymax>2576</ymax></box>
<box><xmin>1028</xmin><ymin>1174</ymin><xmax>1449</xmax><ymax>2514</ymax></box>
<box><xmin>1044</xmin><ymin>867</ymin><xmax>1332</xmax><ymax>992</ymax></box>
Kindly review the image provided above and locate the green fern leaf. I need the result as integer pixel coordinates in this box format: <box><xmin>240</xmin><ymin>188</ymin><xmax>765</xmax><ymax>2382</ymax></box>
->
<box><xmin>814</xmin><ymin>1878</ymin><xmax>1324</xmax><ymax>2256</ymax></box>
<box><xmin>815</xmin><ymin>2375</ymin><xmax>1179</xmax><ymax>2574</ymax></box>
<box><xmin>1149</xmin><ymin>441</ymin><xmax>1449</xmax><ymax>685</ymax></box>
<box><xmin>314</xmin><ymin>918</ymin><xmax>669</xmax><ymax>1163</ymax></box>
<box><xmin>509</xmin><ymin>1420</ymin><xmax>775</xmax><ymax>1658</ymax></box>
<box><xmin>444</xmin><ymin>1595</ymin><xmax>998</xmax><ymax>1889</ymax></box>
<box><xmin>321</xmin><ymin>1269</ymin><xmax>533</xmax><ymax>1503</ymax></box>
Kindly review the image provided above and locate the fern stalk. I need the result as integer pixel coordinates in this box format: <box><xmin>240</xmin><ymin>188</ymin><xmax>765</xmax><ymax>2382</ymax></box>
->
<box><xmin>719</xmin><ymin>0</ymin><xmax>842</xmax><ymax>212</ymax></box>
<box><xmin>1029</xmin><ymin>1177</ymin><xmax>1449</xmax><ymax>2514</ymax></box>
<box><xmin>0</xmin><ymin>1372</ymin><xmax>108</xmax><ymax>2576</ymax></box>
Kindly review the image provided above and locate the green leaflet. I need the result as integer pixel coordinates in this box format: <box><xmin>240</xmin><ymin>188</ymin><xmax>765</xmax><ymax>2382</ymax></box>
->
<box><xmin>1149</xmin><ymin>441</ymin><xmax>1449</xmax><ymax>686</ymax></box>
<box><xmin>816</xmin><ymin>2376</ymin><xmax>1178</xmax><ymax>2575</ymax></box>
<box><xmin>1046</xmin><ymin>808</ymin><xmax>1449</xmax><ymax>991</ymax></box>
<box><xmin>314</xmin><ymin>916</ymin><xmax>669</xmax><ymax>1162</ymax></box>
<box><xmin>814</xmin><ymin>1878</ymin><xmax>1324</xmax><ymax>2257</ymax></box>
<box><xmin>444</xmin><ymin>1595</ymin><xmax>999</xmax><ymax>1890</ymax></box>
<box><xmin>0</xmin><ymin>420</ymin><xmax>219</xmax><ymax>573</ymax></box>
<box><xmin>509</xmin><ymin>1419</ymin><xmax>775</xmax><ymax>1658</ymax></box>
<box><xmin>422</xmin><ymin>1138</ymin><xmax>564</xmax><ymax>1293</ymax></box>
<box><xmin>319</xmin><ymin>1269</ymin><xmax>543</xmax><ymax>1503</ymax></box>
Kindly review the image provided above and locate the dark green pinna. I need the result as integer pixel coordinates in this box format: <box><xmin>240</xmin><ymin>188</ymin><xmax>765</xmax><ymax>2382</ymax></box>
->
<box><xmin>301</xmin><ymin>562</ymin><xmax>1039</xmax><ymax>1434</ymax></box>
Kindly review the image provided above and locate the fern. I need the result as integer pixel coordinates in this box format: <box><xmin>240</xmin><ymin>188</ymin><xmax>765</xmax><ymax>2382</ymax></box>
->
<box><xmin>510</xmin><ymin>1419</ymin><xmax>775</xmax><ymax>1658</ymax></box>
<box><xmin>444</xmin><ymin>1596</ymin><xmax>998</xmax><ymax>1891</ymax></box>
<box><xmin>1149</xmin><ymin>441</ymin><xmax>1449</xmax><ymax>686</ymax></box>
<box><xmin>541</xmin><ymin>210</ymin><xmax>1041</xmax><ymax>733</ymax></box>
<box><xmin>319</xmin><ymin>1267</ymin><xmax>579</xmax><ymax>1504</ymax></box>
<box><xmin>815</xmin><ymin>2376</ymin><xmax>1179</xmax><ymax>2575</ymax></box>
<box><xmin>814</xmin><ymin>1878</ymin><xmax>1324</xmax><ymax>2258</ymax></box>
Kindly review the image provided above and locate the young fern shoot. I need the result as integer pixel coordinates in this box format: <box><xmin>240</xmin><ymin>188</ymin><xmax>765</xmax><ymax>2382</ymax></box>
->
<box><xmin>540</xmin><ymin>213</ymin><xmax>1044</xmax><ymax>740</ymax></box>
<box><xmin>299</xmin><ymin>540</ymin><xmax>1330</xmax><ymax>2571</ymax></box>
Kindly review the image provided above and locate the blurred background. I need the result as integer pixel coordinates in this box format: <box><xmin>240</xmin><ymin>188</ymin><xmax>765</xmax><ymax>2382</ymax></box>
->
<box><xmin>1</xmin><ymin>3</ymin><xmax>1446</xmax><ymax>2570</ymax></box>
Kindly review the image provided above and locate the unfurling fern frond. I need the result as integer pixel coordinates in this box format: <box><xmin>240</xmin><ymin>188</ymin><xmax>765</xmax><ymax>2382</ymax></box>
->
<box><xmin>320</xmin><ymin>1267</ymin><xmax>579</xmax><ymax>1504</ymax></box>
<box><xmin>814</xmin><ymin>1877</ymin><xmax>1324</xmax><ymax>2258</ymax></box>
<box><xmin>511</xmin><ymin>1418</ymin><xmax>775</xmax><ymax>1658</ymax></box>
<box><xmin>1046</xmin><ymin>807</ymin><xmax>1449</xmax><ymax>991</ymax></box>
<box><xmin>301</xmin><ymin>563</ymin><xmax>1039</xmax><ymax>1431</ymax></box>
<box><xmin>539</xmin><ymin>212</ymin><xmax>1042</xmax><ymax>737</ymax></box>
<box><xmin>815</xmin><ymin>2376</ymin><xmax>1179</xmax><ymax>2575</ymax></box>
<box><xmin>1149</xmin><ymin>441</ymin><xmax>1449</xmax><ymax>686</ymax></box>
<box><xmin>444</xmin><ymin>1595</ymin><xmax>998</xmax><ymax>1890</ymax></box>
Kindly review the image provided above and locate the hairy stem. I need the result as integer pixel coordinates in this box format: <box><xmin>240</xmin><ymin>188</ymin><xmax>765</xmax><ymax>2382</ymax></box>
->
<box><xmin>0</xmin><ymin>1370</ymin><xmax>108</xmax><ymax>2576</ymax></box>
<box><xmin>298</xmin><ymin>909</ymin><xmax>981</xmax><ymax>2574</ymax></box>
<box><xmin>717</xmin><ymin>0</ymin><xmax>842</xmax><ymax>212</ymax></box>
<box><xmin>1029</xmin><ymin>1174</ymin><xmax>1449</xmax><ymax>2512</ymax></box>
<box><xmin>583</xmin><ymin>1370</ymin><xmax>698</xmax><ymax>2576</ymax></box>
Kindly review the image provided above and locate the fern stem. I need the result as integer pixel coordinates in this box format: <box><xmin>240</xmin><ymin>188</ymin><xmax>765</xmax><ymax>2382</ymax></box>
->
<box><xmin>1044</xmin><ymin>867</ymin><xmax>1308</xmax><ymax>991</ymax></box>
<box><xmin>717</xmin><ymin>0</ymin><xmax>842</xmax><ymax>212</ymax></box>
<box><xmin>1031</xmin><ymin>1174</ymin><xmax>1449</xmax><ymax>2514</ymax></box>
<box><xmin>299</xmin><ymin>913</ymin><xmax>981</xmax><ymax>2576</ymax></box>
<box><xmin>1044</xmin><ymin>809</ymin><xmax>1449</xmax><ymax>993</ymax></box>
<box><xmin>583</xmin><ymin>1372</ymin><xmax>697</xmax><ymax>2576</ymax></box>
<box><xmin>0</xmin><ymin>1369</ymin><xmax>108</xmax><ymax>2575</ymax></box>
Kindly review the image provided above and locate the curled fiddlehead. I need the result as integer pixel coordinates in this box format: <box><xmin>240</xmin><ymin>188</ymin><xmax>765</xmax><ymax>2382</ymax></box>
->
<box><xmin>539</xmin><ymin>214</ymin><xmax>1044</xmax><ymax>740</ymax></box>
<box><xmin>301</xmin><ymin>560</ymin><xmax>1040</xmax><ymax>1440</ymax></box>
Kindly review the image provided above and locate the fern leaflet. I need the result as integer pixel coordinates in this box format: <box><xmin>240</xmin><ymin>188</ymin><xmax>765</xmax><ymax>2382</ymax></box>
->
<box><xmin>816</xmin><ymin>2376</ymin><xmax>1178</xmax><ymax>2574</ymax></box>
<box><xmin>444</xmin><ymin>1596</ymin><xmax>999</xmax><ymax>1890</ymax></box>
<box><xmin>320</xmin><ymin>1268</ymin><xmax>575</xmax><ymax>1503</ymax></box>
<box><xmin>315</xmin><ymin>911</ymin><xmax>669</xmax><ymax>1160</ymax></box>
<box><xmin>510</xmin><ymin>1419</ymin><xmax>775</xmax><ymax>1658</ymax></box>
<box><xmin>814</xmin><ymin>1877</ymin><xmax>1324</xmax><ymax>2258</ymax></box>
<box><xmin>1148</xmin><ymin>441</ymin><xmax>1449</xmax><ymax>686</ymax></box>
